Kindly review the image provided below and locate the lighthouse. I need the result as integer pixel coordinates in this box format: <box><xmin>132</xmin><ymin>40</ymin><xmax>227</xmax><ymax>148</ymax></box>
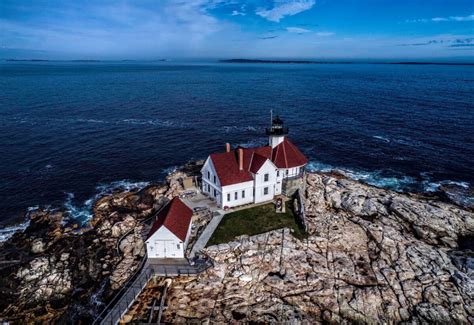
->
<box><xmin>266</xmin><ymin>115</ymin><xmax>289</xmax><ymax>148</ymax></box>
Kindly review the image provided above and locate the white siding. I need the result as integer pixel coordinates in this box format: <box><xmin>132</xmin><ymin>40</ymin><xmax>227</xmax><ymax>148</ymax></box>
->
<box><xmin>254</xmin><ymin>160</ymin><xmax>277</xmax><ymax>204</ymax></box>
<box><xmin>269</xmin><ymin>135</ymin><xmax>285</xmax><ymax>148</ymax></box>
<box><xmin>200</xmin><ymin>150</ymin><xmax>307</xmax><ymax>209</ymax></box>
<box><xmin>201</xmin><ymin>157</ymin><xmax>222</xmax><ymax>205</ymax></box>
<box><xmin>146</xmin><ymin>226</ymin><xmax>185</xmax><ymax>258</ymax></box>
<box><xmin>279</xmin><ymin>165</ymin><xmax>304</xmax><ymax>179</ymax></box>
<box><xmin>222</xmin><ymin>181</ymin><xmax>254</xmax><ymax>208</ymax></box>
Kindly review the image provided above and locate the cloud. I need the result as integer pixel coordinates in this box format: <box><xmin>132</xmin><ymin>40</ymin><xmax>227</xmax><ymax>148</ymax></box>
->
<box><xmin>258</xmin><ymin>35</ymin><xmax>279</xmax><ymax>40</ymax></box>
<box><xmin>406</xmin><ymin>14</ymin><xmax>474</xmax><ymax>23</ymax></box>
<box><xmin>231</xmin><ymin>4</ymin><xmax>246</xmax><ymax>16</ymax></box>
<box><xmin>315</xmin><ymin>32</ymin><xmax>334</xmax><ymax>36</ymax></box>
<box><xmin>286</xmin><ymin>27</ymin><xmax>310</xmax><ymax>33</ymax></box>
<box><xmin>231</xmin><ymin>10</ymin><xmax>245</xmax><ymax>16</ymax></box>
<box><xmin>256</xmin><ymin>0</ymin><xmax>315</xmax><ymax>22</ymax></box>
<box><xmin>0</xmin><ymin>0</ymin><xmax>229</xmax><ymax>58</ymax></box>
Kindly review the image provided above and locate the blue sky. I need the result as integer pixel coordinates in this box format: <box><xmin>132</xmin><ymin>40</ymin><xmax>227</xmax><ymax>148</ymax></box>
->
<box><xmin>1</xmin><ymin>0</ymin><xmax>473</xmax><ymax>59</ymax></box>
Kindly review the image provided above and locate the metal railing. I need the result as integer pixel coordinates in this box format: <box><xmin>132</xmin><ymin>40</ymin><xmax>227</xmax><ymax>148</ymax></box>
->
<box><xmin>93</xmin><ymin>258</ymin><xmax>152</xmax><ymax>325</ymax></box>
<box><xmin>93</xmin><ymin>202</ymin><xmax>170</xmax><ymax>325</ymax></box>
<box><xmin>93</xmin><ymin>198</ymin><xmax>214</xmax><ymax>325</ymax></box>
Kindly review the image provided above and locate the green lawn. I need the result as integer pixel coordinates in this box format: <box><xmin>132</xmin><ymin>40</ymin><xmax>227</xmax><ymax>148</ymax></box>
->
<box><xmin>206</xmin><ymin>201</ymin><xmax>306</xmax><ymax>246</ymax></box>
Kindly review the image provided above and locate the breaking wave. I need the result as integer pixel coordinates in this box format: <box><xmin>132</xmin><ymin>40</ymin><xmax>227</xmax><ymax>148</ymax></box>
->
<box><xmin>421</xmin><ymin>178</ymin><xmax>473</xmax><ymax>208</ymax></box>
<box><xmin>238</xmin><ymin>138</ymin><xmax>268</xmax><ymax>148</ymax></box>
<box><xmin>373</xmin><ymin>135</ymin><xmax>390</xmax><ymax>143</ymax></box>
<box><xmin>162</xmin><ymin>165</ymin><xmax>180</xmax><ymax>175</ymax></box>
<box><xmin>0</xmin><ymin>206</ymin><xmax>37</xmax><ymax>242</ymax></box>
<box><xmin>223</xmin><ymin>125</ymin><xmax>258</xmax><ymax>133</ymax></box>
<box><xmin>307</xmin><ymin>161</ymin><xmax>417</xmax><ymax>192</ymax></box>
<box><xmin>306</xmin><ymin>160</ymin><xmax>473</xmax><ymax>206</ymax></box>
<box><xmin>0</xmin><ymin>220</ymin><xmax>31</xmax><ymax>242</ymax></box>
<box><xmin>64</xmin><ymin>180</ymin><xmax>150</xmax><ymax>225</ymax></box>
<box><xmin>0</xmin><ymin>180</ymin><xmax>150</xmax><ymax>242</ymax></box>
<box><xmin>371</xmin><ymin>135</ymin><xmax>423</xmax><ymax>147</ymax></box>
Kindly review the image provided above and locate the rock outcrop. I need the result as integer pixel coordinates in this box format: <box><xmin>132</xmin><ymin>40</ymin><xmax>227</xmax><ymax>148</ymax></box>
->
<box><xmin>140</xmin><ymin>172</ymin><xmax>473</xmax><ymax>324</ymax></box>
<box><xmin>0</xmin><ymin>180</ymin><xmax>171</xmax><ymax>323</ymax></box>
<box><xmin>2</xmin><ymin>168</ymin><xmax>473</xmax><ymax>324</ymax></box>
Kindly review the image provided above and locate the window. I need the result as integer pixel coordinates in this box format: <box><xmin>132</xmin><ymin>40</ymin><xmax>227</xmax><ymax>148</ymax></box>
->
<box><xmin>242</xmin><ymin>190</ymin><xmax>245</xmax><ymax>198</ymax></box>
<box><xmin>214</xmin><ymin>189</ymin><xmax>217</xmax><ymax>197</ymax></box>
<box><xmin>235</xmin><ymin>192</ymin><xmax>238</xmax><ymax>200</ymax></box>
<box><xmin>213</xmin><ymin>175</ymin><xmax>216</xmax><ymax>184</ymax></box>
<box><xmin>264</xmin><ymin>187</ymin><xmax>269</xmax><ymax>195</ymax></box>
<box><xmin>227</xmin><ymin>193</ymin><xmax>231</xmax><ymax>201</ymax></box>
<box><xmin>207</xmin><ymin>171</ymin><xmax>210</xmax><ymax>179</ymax></box>
<box><xmin>277</xmin><ymin>170</ymin><xmax>280</xmax><ymax>177</ymax></box>
<box><xmin>177</xmin><ymin>243</ymin><xmax>181</xmax><ymax>249</ymax></box>
<box><xmin>264</xmin><ymin>173</ymin><xmax>269</xmax><ymax>182</ymax></box>
<box><xmin>208</xmin><ymin>184</ymin><xmax>211</xmax><ymax>192</ymax></box>
<box><xmin>286</xmin><ymin>169</ymin><xmax>289</xmax><ymax>176</ymax></box>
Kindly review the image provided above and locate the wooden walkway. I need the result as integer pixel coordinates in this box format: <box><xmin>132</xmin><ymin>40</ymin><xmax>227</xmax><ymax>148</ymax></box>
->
<box><xmin>94</xmin><ymin>258</ymin><xmax>212</xmax><ymax>325</ymax></box>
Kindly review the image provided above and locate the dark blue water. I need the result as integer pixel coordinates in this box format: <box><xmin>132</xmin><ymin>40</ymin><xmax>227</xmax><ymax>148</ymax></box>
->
<box><xmin>1</xmin><ymin>62</ymin><xmax>473</xmax><ymax>236</ymax></box>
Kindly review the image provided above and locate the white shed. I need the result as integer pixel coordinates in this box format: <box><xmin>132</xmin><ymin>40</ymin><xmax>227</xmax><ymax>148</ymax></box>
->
<box><xmin>146</xmin><ymin>197</ymin><xmax>193</xmax><ymax>259</ymax></box>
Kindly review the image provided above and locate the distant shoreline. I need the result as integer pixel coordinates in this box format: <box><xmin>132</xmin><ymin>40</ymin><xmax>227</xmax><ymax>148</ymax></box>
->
<box><xmin>2</xmin><ymin>58</ymin><xmax>473</xmax><ymax>66</ymax></box>
<box><xmin>2</xmin><ymin>59</ymin><xmax>168</xmax><ymax>62</ymax></box>
<box><xmin>220</xmin><ymin>59</ymin><xmax>474</xmax><ymax>66</ymax></box>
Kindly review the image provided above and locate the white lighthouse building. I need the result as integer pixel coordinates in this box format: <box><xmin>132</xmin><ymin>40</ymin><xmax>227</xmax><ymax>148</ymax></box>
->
<box><xmin>200</xmin><ymin>116</ymin><xmax>308</xmax><ymax>209</ymax></box>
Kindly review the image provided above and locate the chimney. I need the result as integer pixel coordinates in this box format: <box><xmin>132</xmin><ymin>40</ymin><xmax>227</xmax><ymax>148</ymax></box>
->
<box><xmin>226</xmin><ymin>143</ymin><xmax>231</xmax><ymax>153</ymax></box>
<box><xmin>238</xmin><ymin>148</ymin><xmax>243</xmax><ymax>171</ymax></box>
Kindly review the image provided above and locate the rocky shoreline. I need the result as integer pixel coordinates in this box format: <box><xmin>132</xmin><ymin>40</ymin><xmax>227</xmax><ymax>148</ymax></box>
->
<box><xmin>126</xmin><ymin>173</ymin><xmax>474</xmax><ymax>323</ymax></box>
<box><xmin>0</xmin><ymin>162</ymin><xmax>192</xmax><ymax>323</ymax></box>
<box><xmin>1</xmin><ymin>167</ymin><xmax>473</xmax><ymax>323</ymax></box>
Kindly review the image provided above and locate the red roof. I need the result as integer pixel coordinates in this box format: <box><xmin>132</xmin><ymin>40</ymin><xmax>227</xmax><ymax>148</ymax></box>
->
<box><xmin>209</xmin><ymin>146</ymin><xmax>272</xmax><ymax>186</ymax></box>
<box><xmin>147</xmin><ymin>197</ymin><xmax>193</xmax><ymax>241</ymax></box>
<box><xmin>272</xmin><ymin>138</ymin><xmax>308</xmax><ymax>169</ymax></box>
<box><xmin>249</xmin><ymin>153</ymin><xmax>268</xmax><ymax>174</ymax></box>
<box><xmin>209</xmin><ymin>138</ymin><xmax>307</xmax><ymax>186</ymax></box>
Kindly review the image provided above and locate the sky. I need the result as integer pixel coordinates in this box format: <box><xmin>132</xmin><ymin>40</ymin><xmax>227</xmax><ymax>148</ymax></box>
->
<box><xmin>1</xmin><ymin>0</ymin><xmax>473</xmax><ymax>60</ymax></box>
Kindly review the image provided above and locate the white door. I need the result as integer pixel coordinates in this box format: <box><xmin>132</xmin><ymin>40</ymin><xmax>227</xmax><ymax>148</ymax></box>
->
<box><xmin>165</xmin><ymin>241</ymin><xmax>178</xmax><ymax>257</ymax></box>
<box><xmin>155</xmin><ymin>240</ymin><xmax>178</xmax><ymax>258</ymax></box>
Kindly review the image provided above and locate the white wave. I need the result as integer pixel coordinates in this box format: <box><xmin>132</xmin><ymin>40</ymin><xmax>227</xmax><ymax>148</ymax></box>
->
<box><xmin>423</xmin><ymin>179</ymin><xmax>470</xmax><ymax>192</ymax></box>
<box><xmin>306</xmin><ymin>161</ymin><xmax>334</xmax><ymax>173</ymax></box>
<box><xmin>65</xmin><ymin>180</ymin><xmax>150</xmax><ymax>225</ymax></box>
<box><xmin>76</xmin><ymin>118</ymin><xmax>109</xmax><ymax>124</ymax></box>
<box><xmin>95</xmin><ymin>180</ymin><xmax>150</xmax><ymax>195</ymax></box>
<box><xmin>373</xmin><ymin>135</ymin><xmax>390</xmax><ymax>143</ymax></box>
<box><xmin>1</xmin><ymin>179</ymin><xmax>151</xmax><ymax>242</ymax></box>
<box><xmin>0</xmin><ymin>206</ymin><xmax>38</xmax><ymax>242</ymax></box>
<box><xmin>121</xmin><ymin>118</ymin><xmax>188</xmax><ymax>128</ymax></box>
<box><xmin>393</xmin><ymin>137</ymin><xmax>423</xmax><ymax>147</ymax></box>
<box><xmin>223</xmin><ymin>125</ymin><xmax>258</xmax><ymax>133</ymax></box>
<box><xmin>306</xmin><ymin>161</ymin><xmax>416</xmax><ymax>192</ymax></box>
<box><xmin>64</xmin><ymin>192</ymin><xmax>94</xmax><ymax>226</ymax></box>
<box><xmin>162</xmin><ymin>165</ymin><xmax>180</xmax><ymax>175</ymax></box>
<box><xmin>238</xmin><ymin>138</ymin><xmax>268</xmax><ymax>148</ymax></box>
<box><xmin>0</xmin><ymin>220</ymin><xmax>31</xmax><ymax>242</ymax></box>
<box><xmin>423</xmin><ymin>179</ymin><xmax>473</xmax><ymax>208</ymax></box>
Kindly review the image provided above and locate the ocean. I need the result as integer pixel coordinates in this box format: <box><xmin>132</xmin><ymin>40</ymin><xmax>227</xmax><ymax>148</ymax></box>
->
<box><xmin>1</xmin><ymin>61</ymin><xmax>473</xmax><ymax>239</ymax></box>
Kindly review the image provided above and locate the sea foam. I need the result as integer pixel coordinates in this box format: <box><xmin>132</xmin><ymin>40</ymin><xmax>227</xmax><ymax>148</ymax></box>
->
<box><xmin>0</xmin><ymin>180</ymin><xmax>151</xmax><ymax>242</ymax></box>
<box><xmin>65</xmin><ymin>180</ymin><xmax>150</xmax><ymax>225</ymax></box>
